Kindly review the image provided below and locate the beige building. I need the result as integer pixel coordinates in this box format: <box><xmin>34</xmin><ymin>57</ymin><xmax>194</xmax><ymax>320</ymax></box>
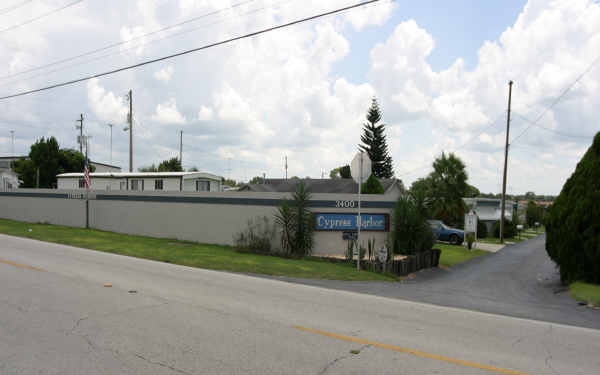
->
<box><xmin>56</xmin><ymin>172</ymin><xmax>222</xmax><ymax>192</ymax></box>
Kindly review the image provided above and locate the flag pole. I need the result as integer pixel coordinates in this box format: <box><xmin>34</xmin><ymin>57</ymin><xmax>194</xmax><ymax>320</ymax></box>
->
<box><xmin>85</xmin><ymin>139</ymin><xmax>89</xmax><ymax>229</ymax></box>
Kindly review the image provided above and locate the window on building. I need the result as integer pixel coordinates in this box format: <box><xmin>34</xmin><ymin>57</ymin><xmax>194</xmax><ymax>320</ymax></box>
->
<box><xmin>155</xmin><ymin>179</ymin><xmax>164</xmax><ymax>190</ymax></box>
<box><xmin>78</xmin><ymin>179</ymin><xmax>85</xmax><ymax>188</ymax></box>
<box><xmin>131</xmin><ymin>179</ymin><xmax>144</xmax><ymax>191</ymax></box>
<box><xmin>120</xmin><ymin>181</ymin><xmax>126</xmax><ymax>190</ymax></box>
<box><xmin>196</xmin><ymin>180</ymin><xmax>210</xmax><ymax>192</ymax></box>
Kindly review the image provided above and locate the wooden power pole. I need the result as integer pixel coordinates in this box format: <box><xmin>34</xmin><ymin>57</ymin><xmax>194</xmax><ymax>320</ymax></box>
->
<box><xmin>500</xmin><ymin>81</ymin><xmax>513</xmax><ymax>244</ymax></box>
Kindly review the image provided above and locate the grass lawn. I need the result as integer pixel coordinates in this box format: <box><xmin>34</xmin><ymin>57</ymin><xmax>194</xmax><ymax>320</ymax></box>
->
<box><xmin>436</xmin><ymin>244</ymin><xmax>487</xmax><ymax>268</ymax></box>
<box><xmin>0</xmin><ymin>218</ymin><xmax>395</xmax><ymax>282</ymax></box>
<box><xmin>570</xmin><ymin>282</ymin><xmax>600</xmax><ymax>305</ymax></box>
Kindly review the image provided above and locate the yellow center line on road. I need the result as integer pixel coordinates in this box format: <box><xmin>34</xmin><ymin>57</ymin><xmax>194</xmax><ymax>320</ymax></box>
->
<box><xmin>0</xmin><ymin>258</ymin><xmax>45</xmax><ymax>272</ymax></box>
<box><xmin>293</xmin><ymin>325</ymin><xmax>532</xmax><ymax>375</ymax></box>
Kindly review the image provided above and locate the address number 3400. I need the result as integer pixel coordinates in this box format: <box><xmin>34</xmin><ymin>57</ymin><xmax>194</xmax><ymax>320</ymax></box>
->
<box><xmin>335</xmin><ymin>200</ymin><xmax>356</xmax><ymax>208</ymax></box>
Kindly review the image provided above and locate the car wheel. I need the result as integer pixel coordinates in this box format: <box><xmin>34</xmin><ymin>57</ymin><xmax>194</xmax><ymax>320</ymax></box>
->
<box><xmin>450</xmin><ymin>234</ymin><xmax>459</xmax><ymax>245</ymax></box>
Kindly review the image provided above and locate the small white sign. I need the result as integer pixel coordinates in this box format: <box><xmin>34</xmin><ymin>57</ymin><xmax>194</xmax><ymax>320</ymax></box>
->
<box><xmin>465</xmin><ymin>213</ymin><xmax>477</xmax><ymax>233</ymax></box>
<box><xmin>377</xmin><ymin>245</ymin><xmax>388</xmax><ymax>263</ymax></box>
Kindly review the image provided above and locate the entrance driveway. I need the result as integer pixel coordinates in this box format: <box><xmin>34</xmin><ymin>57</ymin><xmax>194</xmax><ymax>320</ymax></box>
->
<box><xmin>276</xmin><ymin>234</ymin><xmax>600</xmax><ymax>329</ymax></box>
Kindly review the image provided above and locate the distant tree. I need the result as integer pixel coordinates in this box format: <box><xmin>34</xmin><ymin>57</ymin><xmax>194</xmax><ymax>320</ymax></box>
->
<box><xmin>188</xmin><ymin>166</ymin><xmax>199</xmax><ymax>172</ymax></box>
<box><xmin>329</xmin><ymin>167</ymin><xmax>340</xmax><ymax>179</ymax></box>
<box><xmin>158</xmin><ymin>157</ymin><xmax>183</xmax><ymax>172</ymax></box>
<box><xmin>138</xmin><ymin>164</ymin><xmax>158</xmax><ymax>172</ymax></box>
<box><xmin>428</xmin><ymin>152</ymin><xmax>468</xmax><ymax>227</ymax></box>
<box><xmin>526</xmin><ymin>200</ymin><xmax>544</xmax><ymax>227</ymax></box>
<box><xmin>12</xmin><ymin>137</ymin><xmax>92</xmax><ymax>188</ymax></box>
<box><xmin>339</xmin><ymin>165</ymin><xmax>351</xmax><ymax>179</ymax></box>
<box><xmin>361</xmin><ymin>174</ymin><xmax>384</xmax><ymax>194</ymax></box>
<box><xmin>524</xmin><ymin>191</ymin><xmax>536</xmax><ymax>200</ymax></box>
<box><xmin>249</xmin><ymin>176</ymin><xmax>264</xmax><ymax>184</ymax></box>
<box><xmin>359</xmin><ymin>97</ymin><xmax>394</xmax><ymax>178</ymax></box>
<box><xmin>329</xmin><ymin>165</ymin><xmax>352</xmax><ymax>179</ymax></box>
<box><xmin>222</xmin><ymin>178</ymin><xmax>238</xmax><ymax>187</ymax></box>
<box><xmin>546</xmin><ymin>131</ymin><xmax>600</xmax><ymax>284</ymax></box>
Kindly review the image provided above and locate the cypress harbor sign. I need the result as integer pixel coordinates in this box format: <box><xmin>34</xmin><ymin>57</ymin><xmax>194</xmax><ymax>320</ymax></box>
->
<box><xmin>314</xmin><ymin>213</ymin><xmax>388</xmax><ymax>231</ymax></box>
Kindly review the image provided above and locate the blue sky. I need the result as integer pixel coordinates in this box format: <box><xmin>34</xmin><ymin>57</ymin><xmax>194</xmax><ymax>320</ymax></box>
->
<box><xmin>336</xmin><ymin>0</ymin><xmax>528</xmax><ymax>81</ymax></box>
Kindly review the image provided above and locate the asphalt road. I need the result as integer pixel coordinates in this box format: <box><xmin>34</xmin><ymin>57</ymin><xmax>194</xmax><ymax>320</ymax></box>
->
<box><xmin>278</xmin><ymin>234</ymin><xmax>600</xmax><ymax>330</ymax></box>
<box><xmin>1</xmin><ymin>234</ymin><xmax>600</xmax><ymax>375</ymax></box>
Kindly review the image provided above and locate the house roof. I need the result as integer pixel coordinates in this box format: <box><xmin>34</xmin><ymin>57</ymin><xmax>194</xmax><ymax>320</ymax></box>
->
<box><xmin>57</xmin><ymin>172</ymin><xmax>222</xmax><ymax>180</ymax></box>
<box><xmin>239</xmin><ymin>178</ymin><xmax>403</xmax><ymax>194</ymax></box>
<box><xmin>89</xmin><ymin>161</ymin><xmax>121</xmax><ymax>169</ymax></box>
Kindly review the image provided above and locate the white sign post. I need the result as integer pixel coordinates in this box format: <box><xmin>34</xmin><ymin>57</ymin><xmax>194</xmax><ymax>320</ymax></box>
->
<box><xmin>464</xmin><ymin>212</ymin><xmax>477</xmax><ymax>249</ymax></box>
<box><xmin>351</xmin><ymin>151</ymin><xmax>371</xmax><ymax>271</ymax></box>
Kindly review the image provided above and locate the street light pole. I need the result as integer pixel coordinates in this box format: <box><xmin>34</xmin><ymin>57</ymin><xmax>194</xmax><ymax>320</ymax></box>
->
<box><xmin>10</xmin><ymin>130</ymin><xmax>14</xmax><ymax>155</ymax></box>
<box><xmin>107</xmin><ymin>124</ymin><xmax>113</xmax><ymax>165</ymax></box>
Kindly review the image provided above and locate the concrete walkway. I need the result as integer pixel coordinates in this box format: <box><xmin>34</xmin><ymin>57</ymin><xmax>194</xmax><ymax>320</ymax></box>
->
<box><xmin>472</xmin><ymin>241</ymin><xmax>504</xmax><ymax>252</ymax></box>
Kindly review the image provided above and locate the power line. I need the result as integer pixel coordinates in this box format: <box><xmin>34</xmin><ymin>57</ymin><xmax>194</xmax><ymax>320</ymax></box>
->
<box><xmin>0</xmin><ymin>0</ymin><xmax>83</xmax><ymax>34</ymax></box>
<box><xmin>396</xmin><ymin>111</ymin><xmax>506</xmax><ymax>177</ymax></box>
<box><xmin>0</xmin><ymin>0</ymin><xmax>294</xmax><ymax>88</ymax></box>
<box><xmin>0</xmin><ymin>0</ymin><xmax>384</xmax><ymax>101</ymax></box>
<box><xmin>510</xmin><ymin>53</ymin><xmax>600</xmax><ymax>144</ymax></box>
<box><xmin>0</xmin><ymin>0</ymin><xmax>257</xmax><ymax>80</ymax></box>
<box><xmin>0</xmin><ymin>0</ymin><xmax>33</xmax><ymax>16</ymax></box>
<box><xmin>511</xmin><ymin>112</ymin><xmax>594</xmax><ymax>140</ymax></box>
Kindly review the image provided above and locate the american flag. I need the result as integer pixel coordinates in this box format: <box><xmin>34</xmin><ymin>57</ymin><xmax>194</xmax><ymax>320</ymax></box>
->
<box><xmin>84</xmin><ymin>158</ymin><xmax>90</xmax><ymax>190</ymax></box>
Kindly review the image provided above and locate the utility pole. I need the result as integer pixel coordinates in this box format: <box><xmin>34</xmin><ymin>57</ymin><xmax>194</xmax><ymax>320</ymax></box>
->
<box><xmin>179</xmin><ymin>130</ymin><xmax>183</xmax><ymax>167</ymax></box>
<box><xmin>128</xmin><ymin>90</ymin><xmax>133</xmax><ymax>172</ymax></box>
<box><xmin>500</xmin><ymin>81</ymin><xmax>513</xmax><ymax>244</ymax></box>
<box><xmin>10</xmin><ymin>130</ymin><xmax>14</xmax><ymax>155</ymax></box>
<box><xmin>76</xmin><ymin>114</ymin><xmax>84</xmax><ymax>154</ymax></box>
<box><xmin>285</xmin><ymin>155</ymin><xmax>288</xmax><ymax>179</ymax></box>
<box><xmin>107</xmin><ymin>124</ymin><xmax>113</xmax><ymax>165</ymax></box>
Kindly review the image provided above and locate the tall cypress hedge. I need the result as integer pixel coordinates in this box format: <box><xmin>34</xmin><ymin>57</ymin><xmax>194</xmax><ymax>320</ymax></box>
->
<box><xmin>545</xmin><ymin>132</ymin><xmax>600</xmax><ymax>284</ymax></box>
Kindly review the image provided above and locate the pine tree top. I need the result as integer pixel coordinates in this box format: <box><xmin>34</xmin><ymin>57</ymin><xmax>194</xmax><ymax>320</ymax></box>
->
<box><xmin>366</xmin><ymin>97</ymin><xmax>382</xmax><ymax>125</ymax></box>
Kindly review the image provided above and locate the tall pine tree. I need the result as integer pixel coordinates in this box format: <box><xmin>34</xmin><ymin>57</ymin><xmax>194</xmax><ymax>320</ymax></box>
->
<box><xmin>359</xmin><ymin>97</ymin><xmax>394</xmax><ymax>178</ymax></box>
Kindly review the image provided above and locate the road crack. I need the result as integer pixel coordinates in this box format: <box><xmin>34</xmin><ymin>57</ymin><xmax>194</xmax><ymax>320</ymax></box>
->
<box><xmin>133</xmin><ymin>353</ymin><xmax>194</xmax><ymax>375</ymax></box>
<box><xmin>543</xmin><ymin>324</ymin><xmax>561</xmax><ymax>375</ymax></box>
<box><xmin>318</xmin><ymin>344</ymin><xmax>370</xmax><ymax>375</ymax></box>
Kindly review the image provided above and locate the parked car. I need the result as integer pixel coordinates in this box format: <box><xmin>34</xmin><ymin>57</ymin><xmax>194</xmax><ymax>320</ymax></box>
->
<box><xmin>428</xmin><ymin>220</ymin><xmax>464</xmax><ymax>245</ymax></box>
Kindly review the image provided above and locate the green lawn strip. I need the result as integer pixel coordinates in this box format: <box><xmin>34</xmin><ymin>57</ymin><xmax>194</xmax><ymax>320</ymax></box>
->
<box><xmin>0</xmin><ymin>218</ymin><xmax>394</xmax><ymax>281</ymax></box>
<box><xmin>436</xmin><ymin>244</ymin><xmax>487</xmax><ymax>268</ymax></box>
<box><xmin>570</xmin><ymin>282</ymin><xmax>600</xmax><ymax>305</ymax></box>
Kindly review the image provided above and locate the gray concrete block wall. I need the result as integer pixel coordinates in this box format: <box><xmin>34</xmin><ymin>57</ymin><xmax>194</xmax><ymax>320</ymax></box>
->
<box><xmin>0</xmin><ymin>189</ymin><xmax>397</xmax><ymax>255</ymax></box>
<box><xmin>0</xmin><ymin>189</ymin><xmax>86</xmax><ymax>228</ymax></box>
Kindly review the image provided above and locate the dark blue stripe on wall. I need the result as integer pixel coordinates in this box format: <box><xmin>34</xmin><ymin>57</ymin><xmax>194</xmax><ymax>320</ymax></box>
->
<box><xmin>96</xmin><ymin>194</ymin><xmax>396</xmax><ymax>208</ymax></box>
<box><xmin>0</xmin><ymin>192</ymin><xmax>68</xmax><ymax>199</ymax></box>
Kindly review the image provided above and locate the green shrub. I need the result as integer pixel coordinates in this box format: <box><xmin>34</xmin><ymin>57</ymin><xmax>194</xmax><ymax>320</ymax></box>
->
<box><xmin>274</xmin><ymin>200</ymin><xmax>294</xmax><ymax>255</ymax></box>
<box><xmin>345</xmin><ymin>240</ymin><xmax>354</xmax><ymax>262</ymax></box>
<box><xmin>393</xmin><ymin>195</ymin><xmax>434</xmax><ymax>255</ymax></box>
<box><xmin>274</xmin><ymin>182</ymin><xmax>314</xmax><ymax>257</ymax></box>
<box><xmin>361</xmin><ymin>174</ymin><xmax>384</xmax><ymax>194</ymax></box>
<box><xmin>493</xmin><ymin>218</ymin><xmax>517</xmax><ymax>238</ymax></box>
<box><xmin>466</xmin><ymin>232</ymin><xmax>475</xmax><ymax>250</ymax></box>
<box><xmin>477</xmin><ymin>218</ymin><xmax>488</xmax><ymax>238</ymax></box>
<box><xmin>233</xmin><ymin>216</ymin><xmax>276</xmax><ymax>254</ymax></box>
<box><xmin>546</xmin><ymin>132</ymin><xmax>600</xmax><ymax>284</ymax></box>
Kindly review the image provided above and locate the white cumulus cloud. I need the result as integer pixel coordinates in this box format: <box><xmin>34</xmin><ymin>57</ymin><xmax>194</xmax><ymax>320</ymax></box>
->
<box><xmin>154</xmin><ymin>66</ymin><xmax>174</xmax><ymax>83</ymax></box>
<box><xmin>152</xmin><ymin>98</ymin><xmax>186</xmax><ymax>125</ymax></box>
